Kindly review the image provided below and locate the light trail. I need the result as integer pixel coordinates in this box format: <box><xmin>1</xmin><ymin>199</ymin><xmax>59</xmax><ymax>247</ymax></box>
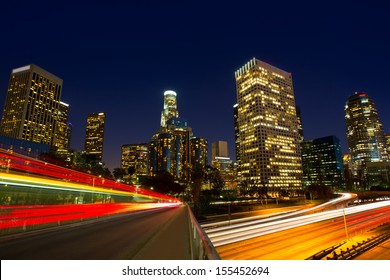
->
<box><xmin>207</xmin><ymin>200</ymin><xmax>390</xmax><ymax>247</ymax></box>
<box><xmin>203</xmin><ymin>192</ymin><xmax>357</xmax><ymax>229</ymax></box>
<box><xmin>0</xmin><ymin>148</ymin><xmax>180</xmax><ymax>202</ymax></box>
<box><xmin>0</xmin><ymin>172</ymin><xmax>155</xmax><ymax>200</ymax></box>
<box><xmin>0</xmin><ymin>149</ymin><xmax>183</xmax><ymax>232</ymax></box>
<box><xmin>0</xmin><ymin>202</ymin><xmax>181</xmax><ymax>230</ymax></box>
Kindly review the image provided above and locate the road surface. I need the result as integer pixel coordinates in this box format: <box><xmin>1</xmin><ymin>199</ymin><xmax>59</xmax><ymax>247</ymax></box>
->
<box><xmin>0</xmin><ymin>205</ymin><xmax>190</xmax><ymax>260</ymax></box>
<box><xmin>216</xmin><ymin>205</ymin><xmax>390</xmax><ymax>259</ymax></box>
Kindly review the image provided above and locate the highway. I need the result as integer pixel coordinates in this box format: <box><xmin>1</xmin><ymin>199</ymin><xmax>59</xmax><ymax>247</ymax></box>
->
<box><xmin>0</xmin><ymin>205</ymin><xmax>190</xmax><ymax>260</ymax></box>
<box><xmin>215</xmin><ymin>203</ymin><xmax>390</xmax><ymax>259</ymax></box>
<box><xmin>206</xmin><ymin>200</ymin><xmax>390</xmax><ymax>246</ymax></box>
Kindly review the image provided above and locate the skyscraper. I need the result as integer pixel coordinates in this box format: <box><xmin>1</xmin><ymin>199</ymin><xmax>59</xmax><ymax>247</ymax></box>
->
<box><xmin>211</xmin><ymin>141</ymin><xmax>228</xmax><ymax>160</ymax></box>
<box><xmin>190</xmin><ymin>137</ymin><xmax>208</xmax><ymax>170</ymax></box>
<box><xmin>233</xmin><ymin>104</ymin><xmax>240</xmax><ymax>164</ymax></box>
<box><xmin>149</xmin><ymin>91</ymin><xmax>207</xmax><ymax>181</ymax></box>
<box><xmin>84</xmin><ymin>112</ymin><xmax>106</xmax><ymax>161</ymax></box>
<box><xmin>53</xmin><ymin>101</ymin><xmax>70</xmax><ymax>149</ymax></box>
<box><xmin>160</xmin><ymin>90</ymin><xmax>179</xmax><ymax>127</ymax></box>
<box><xmin>0</xmin><ymin>64</ymin><xmax>64</xmax><ymax>146</ymax></box>
<box><xmin>301</xmin><ymin>136</ymin><xmax>344</xmax><ymax>188</ymax></box>
<box><xmin>211</xmin><ymin>141</ymin><xmax>236</xmax><ymax>188</ymax></box>
<box><xmin>296</xmin><ymin>106</ymin><xmax>304</xmax><ymax>142</ymax></box>
<box><xmin>345</xmin><ymin>92</ymin><xmax>388</xmax><ymax>174</ymax></box>
<box><xmin>235</xmin><ymin>58</ymin><xmax>302</xmax><ymax>190</ymax></box>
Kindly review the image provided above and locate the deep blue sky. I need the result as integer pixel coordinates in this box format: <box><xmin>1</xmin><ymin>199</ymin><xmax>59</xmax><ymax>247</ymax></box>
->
<box><xmin>1</xmin><ymin>1</ymin><xmax>389</xmax><ymax>170</ymax></box>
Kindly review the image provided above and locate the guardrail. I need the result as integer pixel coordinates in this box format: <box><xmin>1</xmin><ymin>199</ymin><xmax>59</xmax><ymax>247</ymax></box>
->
<box><xmin>327</xmin><ymin>232</ymin><xmax>390</xmax><ymax>260</ymax></box>
<box><xmin>306</xmin><ymin>241</ymin><xmax>346</xmax><ymax>260</ymax></box>
<box><xmin>187</xmin><ymin>206</ymin><xmax>221</xmax><ymax>260</ymax></box>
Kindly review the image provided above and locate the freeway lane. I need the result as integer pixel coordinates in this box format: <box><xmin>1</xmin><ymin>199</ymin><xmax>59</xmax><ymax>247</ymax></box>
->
<box><xmin>216</xmin><ymin>205</ymin><xmax>390</xmax><ymax>259</ymax></box>
<box><xmin>0</xmin><ymin>205</ymin><xmax>190</xmax><ymax>260</ymax></box>
<box><xmin>207</xmin><ymin>200</ymin><xmax>390</xmax><ymax>246</ymax></box>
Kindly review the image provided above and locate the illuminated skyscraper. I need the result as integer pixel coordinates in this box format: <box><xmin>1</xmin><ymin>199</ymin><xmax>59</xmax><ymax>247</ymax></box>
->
<box><xmin>149</xmin><ymin>91</ymin><xmax>207</xmax><ymax>181</ymax></box>
<box><xmin>150</xmin><ymin>118</ymin><xmax>193</xmax><ymax>180</ymax></box>
<box><xmin>160</xmin><ymin>90</ymin><xmax>179</xmax><ymax>127</ymax></box>
<box><xmin>191</xmin><ymin>137</ymin><xmax>208</xmax><ymax>170</ymax></box>
<box><xmin>233</xmin><ymin>104</ymin><xmax>240</xmax><ymax>164</ymax></box>
<box><xmin>84</xmin><ymin>112</ymin><xmax>106</xmax><ymax>161</ymax></box>
<box><xmin>344</xmin><ymin>92</ymin><xmax>388</xmax><ymax>174</ymax></box>
<box><xmin>235</xmin><ymin>58</ymin><xmax>302</xmax><ymax>190</ymax></box>
<box><xmin>386</xmin><ymin>133</ymin><xmax>390</xmax><ymax>159</ymax></box>
<box><xmin>0</xmin><ymin>64</ymin><xmax>64</xmax><ymax>146</ymax></box>
<box><xmin>53</xmin><ymin>101</ymin><xmax>70</xmax><ymax>149</ymax></box>
<box><xmin>296</xmin><ymin>106</ymin><xmax>304</xmax><ymax>142</ymax></box>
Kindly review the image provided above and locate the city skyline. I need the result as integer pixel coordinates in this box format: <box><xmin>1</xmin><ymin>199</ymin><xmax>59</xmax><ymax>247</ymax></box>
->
<box><xmin>1</xmin><ymin>2</ymin><xmax>389</xmax><ymax>170</ymax></box>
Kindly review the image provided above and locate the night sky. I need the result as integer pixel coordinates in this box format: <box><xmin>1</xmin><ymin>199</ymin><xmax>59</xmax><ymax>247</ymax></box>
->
<box><xmin>1</xmin><ymin>1</ymin><xmax>389</xmax><ymax>171</ymax></box>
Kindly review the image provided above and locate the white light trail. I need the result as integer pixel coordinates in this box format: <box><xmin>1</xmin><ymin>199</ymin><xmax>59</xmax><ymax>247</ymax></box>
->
<box><xmin>207</xmin><ymin>199</ymin><xmax>390</xmax><ymax>247</ymax></box>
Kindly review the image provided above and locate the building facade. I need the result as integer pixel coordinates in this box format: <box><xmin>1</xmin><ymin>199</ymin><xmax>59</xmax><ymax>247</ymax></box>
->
<box><xmin>296</xmin><ymin>106</ymin><xmax>304</xmax><ymax>142</ymax></box>
<box><xmin>53</xmin><ymin>101</ymin><xmax>71</xmax><ymax>149</ymax></box>
<box><xmin>190</xmin><ymin>137</ymin><xmax>208</xmax><ymax>170</ymax></box>
<box><xmin>301</xmin><ymin>136</ymin><xmax>344</xmax><ymax>189</ymax></box>
<box><xmin>235</xmin><ymin>58</ymin><xmax>303</xmax><ymax>191</ymax></box>
<box><xmin>345</xmin><ymin>92</ymin><xmax>388</xmax><ymax>174</ymax></box>
<box><xmin>233</xmin><ymin>104</ymin><xmax>241</xmax><ymax>179</ymax></box>
<box><xmin>0</xmin><ymin>64</ymin><xmax>65</xmax><ymax>146</ymax></box>
<box><xmin>211</xmin><ymin>141</ymin><xmax>237</xmax><ymax>188</ymax></box>
<box><xmin>212</xmin><ymin>141</ymin><xmax>228</xmax><ymax>160</ymax></box>
<box><xmin>121</xmin><ymin>143</ymin><xmax>148</xmax><ymax>181</ymax></box>
<box><xmin>84</xmin><ymin>112</ymin><xmax>106</xmax><ymax>161</ymax></box>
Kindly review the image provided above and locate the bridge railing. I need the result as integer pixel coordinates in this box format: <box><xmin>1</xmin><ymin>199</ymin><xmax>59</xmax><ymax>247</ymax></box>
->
<box><xmin>327</xmin><ymin>232</ymin><xmax>390</xmax><ymax>260</ymax></box>
<box><xmin>187</xmin><ymin>206</ymin><xmax>221</xmax><ymax>260</ymax></box>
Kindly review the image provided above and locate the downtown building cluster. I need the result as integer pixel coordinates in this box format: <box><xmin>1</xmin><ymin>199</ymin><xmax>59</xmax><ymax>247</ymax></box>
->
<box><xmin>121</xmin><ymin>90</ymin><xmax>208</xmax><ymax>184</ymax></box>
<box><xmin>0</xmin><ymin>60</ymin><xmax>389</xmax><ymax>193</ymax></box>
<box><xmin>233</xmin><ymin>58</ymin><xmax>389</xmax><ymax>193</ymax></box>
<box><xmin>0</xmin><ymin>64</ymin><xmax>106</xmax><ymax>165</ymax></box>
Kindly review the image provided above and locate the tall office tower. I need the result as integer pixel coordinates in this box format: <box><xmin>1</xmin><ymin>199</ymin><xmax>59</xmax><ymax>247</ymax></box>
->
<box><xmin>190</xmin><ymin>137</ymin><xmax>208</xmax><ymax>170</ymax></box>
<box><xmin>345</xmin><ymin>92</ymin><xmax>388</xmax><ymax>174</ymax></box>
<box><xmin>386</xmin><ymin>133</ymin><xmax>390</xmax><ymax>158</ymax></box>
<box><xmin>0</xmin><ymin>64</ymin><xmax>63</xmax><ymax>146</ymax></box>
<box><xmin>211</xmin><ymin>140</ymin><xmax>236</xmax><ymax>188</ymax></box>
<box><xmin>233</xmin><ymin>104</ymin><xmax>241</xmax><ymax>180</ymax></box>
<box><xmin>160</xmin><ymin>90</ymin><xmax>179</xmax><ymax>127</ymax></box>
<box><xmin>53</xmin><ymin>101</ymin><xmax>70</xmax><ymax>149</ymax></box>
<box><xmin>301</xmin><ymin>136</ymin><xmax>344</xmax><ymax>188</ymax></box>
<box><xmin>212</xmin><ymin>141</ymin><xmax>229</xmax><ymax>160</ymax></box>
<box><xmin>170</xmin><ymin>118</ymin><xmax>192</xmax><ymax>179</ymax></box>
<box><xmin>121</xmin><ymin>143</ymin><xmax>148</xmax><ymax>180</ymax></box>
<box><xmin>149</xmin><ymin>91</ymin><xmax>208</xmax><ymax>181</ymax></box>
<box><xmin>150</xmin><ymin>118</ymin><xmax>193</xmax><ymax>180</ymax></box>
<box><xmin>233</xmin><ymin>104</ymin><xmax>240</xmax><ymax>161</ymax></box>
<box><xmin>296</xmin><ymin>106</ymin><xmax>304</xmax><ymax>142</ymax></box>
<box><xmin>235</xmin><ymin>58</ymin><xmax>303</xmax><ymax>190</ymax></box>
<box><xmin>84</xmin><ymin>112</ymin><xmax>106</xmax><ymax>161</ymax></box>
<box><xmin>66</xmin><ymin>122</ymin><xmax>73</xmax><ymax>148</ymax></box>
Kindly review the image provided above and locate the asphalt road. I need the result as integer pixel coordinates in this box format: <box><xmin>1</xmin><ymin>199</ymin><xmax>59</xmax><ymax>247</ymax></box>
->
<box><xmin>216</xmin><ymin>205</ymin><xmax>390</xmax><ymax>260</ymax></box>
<box><xmin>0</xmin><ymin>205</ymin><xmax>190</xmax><ymax>260</ymax></box>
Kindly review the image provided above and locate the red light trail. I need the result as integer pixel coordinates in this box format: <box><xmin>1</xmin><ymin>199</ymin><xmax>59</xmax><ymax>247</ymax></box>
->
<box><xmin>0</xmin><ymin>149</ymin><xmax>181</xmax><ymax>232</ymax></box>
